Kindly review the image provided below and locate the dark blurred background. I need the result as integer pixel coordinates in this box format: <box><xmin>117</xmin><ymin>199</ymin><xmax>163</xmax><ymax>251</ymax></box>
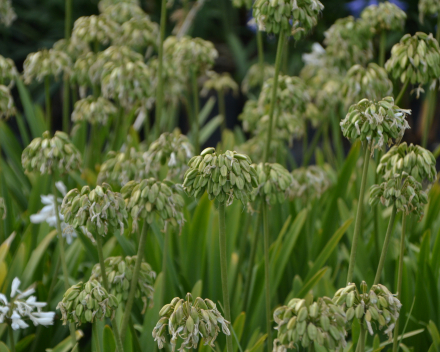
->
<box><xmin>0</xmin><ymin>0</ymin><xmax>439</xmax><ymax>152</ymax></box>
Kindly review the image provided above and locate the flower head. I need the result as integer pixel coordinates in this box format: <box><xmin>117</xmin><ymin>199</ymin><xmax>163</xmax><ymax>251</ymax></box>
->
<box><xmin>57</xmin><ymin>280</ymin><xmax>118</xmax><ymax>326</ymax></box>
<box><xmin>333</xmin><ymin>282</ymin><xmax>401</xmax><ymax>339</ymax></box>
<box><xmin>121</xmin><ymin>178</ymin><xmax>185</xmax><ymax>232</ymax></box>
<box><xmin>250</xmin><ymin>163</ymin><xmax>293</xmax><ymax>205</ymax></box>
<box><xmin>98</xmin><ymin>0</ymin><xmax>140</xmax><ymax>12</ymax></box>
<box><xmin>117</xmin><ymin>16</ymin><xmax>160</xmax><ymax>50</ymax></box>
<box><xmin>201</xmin><ymin>71</ymin><xmax>238</xmax><ymax>96</ymax></box>
<box><xmin>419</xmin><ymin>0</ymin><xmax>440</xmax><ymax>23</ymax></box>
<box><xmin>143</xmin><ymin>131</ymin><xmax>194</xmax><ymax>182</ymax></box>
<box><xmin>23</xmin><ymin>49</ymin><xmax>72</xmax><ymax>84</ymax></box>
<box><xmin>71</xmin><ymin>96</ymin><xmax>117</xmax><ymax>125</ymax></box>
<box><xmin>53</xmin><ymin>38</ymin><xmax>90</xmax><ymax>61</ymax></box>
<box><xmin>102</xmin><ymin>2</ymin><xmax>145</xmax><ymax>24</ymax></box>
<box><xmin>152</xmin><ymin>293</ymin><xmax>231</xmax><ymax>351</ymax></box>
<box><xmin>0</xmin><ymin>54</ymin><xmax>18</xmax><ymax>88</ymax></box>
<box><xmin>253</xmin><ymin>0</ymin><xmax>324</xmax><ymax>39</ymax></box>
<box><xmin>61</xmin><ymin>183</ymin><xmax>128</xmax><ymax>241</ymax></box>
<box><xmin>385</xmin><ymin>32</ymin><xmax>440</xmax><ymax>86</ymax></box>
<box><xmin>183</xmin><ymin>148</ymin><xmax>258</xmax><ymax>206</ymax></box>
<box><xmin>360</xmin><ymin>1</ymin><xmax>406</xmax><ymax>33</ymax></box>
<box><xmin>241</xmin><ymin>63</ymin><xmax>275</xmax><ymax>96</ymax></box>
<box><xmin>22</xmin><ymin>131</ymin><xmax>82</xmax><ymax>175</ymax></box>
<box><xmin>341</xmin><ymin>63</ymin><xmax>393</xmax><ymax>109</ymax></box>
<box><xmin>0</xmin><ymin>0</ymin><xmax>16</xmax><ymax>27</ymax></box>
<box><xmin>0</xmin><ymin>277</ymin><xmax>55</xmax><ymax>330</ymax></box>
<box><xmin>288</xmin><ymin>165</ymin><xmax>332</xmax><ymax>201</ymax></box>
<box><xmin>0</xmin><ymin>85</ymin><xmax>15</xmax><ymax>119</ymax></box>
<box><xmin>90</xmin><ymin>256</ymin><xmax>156</xmax><ymax>312</ymax></box>
<box><xmin>72</xmin><ymin>15</ymin><xmax>120</xmax><ymax>46</ymax></box>
<box><xmin>273</xmin><ymin>296</ymin><xmax>347</xmax><ymax>350</ymax></box>
<box><xmin>340</xmin><ymin>96</ymin><xmax>411</xmax><ymax>151</ymax></box>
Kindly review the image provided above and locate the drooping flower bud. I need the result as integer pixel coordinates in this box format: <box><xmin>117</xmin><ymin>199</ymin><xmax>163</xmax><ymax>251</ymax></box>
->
<box><xmin>23</xmin><ymin>49</ymin><xmax>72</xmax><ymax>84</ymax></box>
<box><xmin>250</xmin><ymin>163</ymin><xmax>293</xmax><ymax>205</ymax></box>
<box><xmin>57</xmin><ymin>280</ymin><xmax>118</xmax><ymax>326</ymax></box>
<box><xmin>333</xmin><ymin>282</ymin><xmax>401</xmax><ymax>339</ymax></box>
<box><xmin>385</xmin><ymin>32</ymin><xmax>440</xmax><ymax>86</ymax></box>
<box><xmin>152</xmin><ymin>293</ymin><xmax>231</xmax><ymax>351</ymax></box>
<box><xmin>21</xmin><ymin>131</ymin><xmax>82</xmax><ymax>175</ymax></box>
<box><xmin>60</xmin><ymin>183</ymin><xmax>128</xmax><ymax>241</ymax></box>
<box><xmin>71</xmin><ymin>96</ymin><xmax>117</xmax><ymax>125</ymax></box>
<box><xmin>183</xmin><ymin>148</ymin><xmax>257</xmax><ymax>206</ymax></box>
<box><xmin>360</xmin><ymin>2</ymin><xmax>406</xmax><ymax>33</ymax></box>
<box><xmin>90</xmin><ymin>256</ymin><xmax>156</xmax><ymax>312</ymax></box>
<box><xmin>253</xmin><ymin>0</ymin><xmax>324</xmax><ymax>39</ymax></box>
<box><xmin>121</xmin><ymin>178</ymin><xmax>185</xmax><ymax>233</ymax></box>
<box><xmin>340</xmin><ymin>96</ymin><xmax>411</xmax><ymax>150</ymax></box>
<box><xmin>273</xmin><ymin>296</ymin><xmax>348</xmax><ymax>350</ymax></box>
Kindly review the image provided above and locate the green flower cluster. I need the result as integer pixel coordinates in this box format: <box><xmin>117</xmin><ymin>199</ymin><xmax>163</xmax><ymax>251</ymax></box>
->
<box><xmin>61</xmin><ymin>184</ymin><xmax>128</xmax><ymax>240</ymax></box>
<box><xmin>71</xmin><ymin>96</ymin><xmax>117</xmax><ymax>125</ymax></box>
<box><xmin>289</xmin><ymin>165</ymin><xmax>332</xmax><ymax>201</ymax></box>
<box><xmin>324</xmin><ymin>16</ymin><xmax>374</xmax><ymax>71</ymax></box>
<box><xmin>239</xmin><ymin>100</ymin><xmax>261</xmax><ymax>133</ymax></box>
<box><xmin>152</xmin><ymin>293</ymin><xmax>230</xmax><ymax>351</ymax></box>
<box><xmin>144</xmin><ymin>131</ymin><xmax>194</xmax><ymax>181</ymax></box>
<box><xmin>341</xmin><ymin>63</ymin><xmax>393</xmax><ymax>109</ymax></box>
<box><xmin>71</xmin><ymin>52</ymin><xmax>100</xmax><ymax>89</ymax></box>
<box><xmin>98</xmin><ymin>0</ymin><xmax>139</xmax><ymax>12</ymax></box>
<box><xmin>385</xmin><ymin>32</ymin><xmax>440</xmax><ymax>85</ymax></box>
<box><xmin>90</xmin><ymin>256</ymin><xmax>156</xmax><ymax>311</ymax></box>
<box><xmin>418</xmin><ymin>0</ymin><xmax>440</xmax><ymax>22</ymax></box>
<box><xmin>0</xmin><ymin>197</ymin><xmax>5</xmax><ymax>220</ymax></box>
<box><xmin>164</xmin><ymin>36</ymin><xmax>218</xmax><ymax>77</ymax></box>
<box><xmin>0</xmin><ymin>85</ymin><xmax>15</xmax><ymax>119</ymax></box>
<box><xmin>72</xmin><ymin>15</ymin><xmax>120</xmax><ymax>45</ymax></box>
<box><xmin>102</xmin><ymin>2</ymin><xmax>145</xmax><ymax>24</ymax></box>
<box><xmin>117</xmin><ymin>16</ymin><xmax>159</xmax><ymax>50</ymax></box>
<box><xmin>53</xmin><ymin>38</ymin><xmax>90</xmax><ymax>62</ymax></box>
<box><xmin>22</xmin><ymin>131</ymin><xmax>82</xmax><ymax>175</ymax></box>
<box><xmin>183</xmin><ymin>148</ymin><xmax>257</xmax><ymax>205</ymax></box>
<box><xmin>369</xmin><ymin>173</ymin><xmax>428</xmax><ymax>219</ymax></box>
<box><xmin>98</xmin><ymin>148</ymin><xmax>146</xmax><ymax>187</ymax></box>
<box><xmin>333</xmin><ymin>282</ymin><xmax>401</xmax><ymax>339</ymax></box>
<box><xmin>121</xmin><ymin>178</ymin><xmax>185</xmax><ymax>232</ymax></box>
<box><xmin>273</xmin><ymin>297</ymin><xmax>347</xmax><ymax>350</ymax></box>
<box><xmin>23</xmin><ymin>49</ymin><xmax>72</xmax><ymax>84</ymax></box>
<box><xmin>0</xmin><ymin>54</ymin><xmax>18</xmax><ymax>88</ymax></box>
<box><xmin>149</xmin><ymin>57</ymin><xmax>186</xmax><ymax>103</ymax></box>
<box><xmin>0</xmin><ymin>0</ymin><xmax>16</xmax><ymax>27</ymax></box>
<box><xmin>253</xmin><ymin>0</ymin><xmax>324</xmax><ymax>39</ymax></box>
<box><xmin>340</xmin><ymin>97</ymin><xmax>411</xmax><ymax>150</ymax></box>
<box><xmin>377</xmin><ymin>142</ymin><xmax>437</xmax><ymax>182</ymax></box>
<box><xmin>241</xmin><ymin>63</ymin><xmax>275</xmax><ymax>96</ymax></box>
<box><xmin>250</xmin><ymin>163</ymin><xmax>293</xmax><ymax>205</ymax></box>
<box><xmin>57</xmin><ymin>280</ymin><xmax>118</xmax><ymax>326</ymax></box>
<box><xmin>360</xmin><ymin>1</ymin><xmax>406</xmax><ymax>33</ymax></box>
<box><xmin>201</xmin><ymin>71</ymin><xmax>238</xmax><ymax>96</ymax></box>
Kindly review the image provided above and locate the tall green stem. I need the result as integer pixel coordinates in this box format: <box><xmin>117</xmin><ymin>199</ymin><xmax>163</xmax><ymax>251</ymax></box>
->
<box><xmin>191</xmin><ymin>69</ymin><xmax>200</xmax><ymax>154</ymax></box>
<box><xmin>160</xmin><ymin>229</ymin><xmax>169</xmax><ymax>308</ymax></box>
<box><xmin>218</xmin><ymin>89</ymin><xmax>226</xmax><ymax>134</ymax></box>
<box><xmin>65</xmin><ymin>0</ymin><xmax>72</xmax><ymax>38</ymax></box>
<box><xmin>356</xmin><ymin>324</ymin><xmax>367</xmax><ymax>352</ymax></box>
<box><xmin>422</xmin><ymin>87</ymin><xmax>437</xmax><ymax>148</ymax></box>
<box><xmin>379</xmin><ymin>31</ymin><xmax>386</xmax><ymax>67</ymax></box>
<box><xmin>52</xmin><ymin>176</ymin><xmax>77</xmax><ymax>348</ymax></box>
<box><xmin>242</xmin><ymin>211</ymin><xmax>261</xmax><ymax>311</ymax></box>
<box><xmin>374</xmin><ymin>204</ymin><xmax>397</xmax><ymax>285</ymax></box>
<box><xmin>120</xmin><ymin>221</ymin><xmax>149</xmax><ymax>342</ymax></box>
<box><xmin>96</xmin><ymin>234</ymin><xmax>124</xmax><ymax>352</ymax></box>
<box><xmin>45</xmin><ymin>76</ymin><xmax>51</xmax><ymax>131</ymax></box>
<box><xmin>8</xmin><ymin>325</ymin><xmax>15</xmax><ymax>352</ymax></box>
<box><xmin>257</xmin><ymin>30</ymin><xmax>264</xmax><ymax>84</ymax></box>
<box><xmin>155</xmin><ymin>0</ymin><xmax>167</xmax><ymax>138</ymax></box>
<box><xmin>262</xmin><ymin>202</ymin><xmax>272</xmax><ymax>352</ymax></box>
<box><xmin>373</xmin><ymin>149</ymin><xmax>383</xmax><ymax>260</ymax></box>
<box><xmin>395</xmin><ymin>78</ymin><xmax>410</xmax><ymax>106</ymax></box>
<box><xmin>93</xmin><ymin>322</ymin><xmax>102</xmax><ymax>352</ymax></box>
<box><xmin>347</xmin><ymin>142</ymin><xmax>371</xmax><ymax>284</ymax></box>
<box><xmin>392</xmin><ymin>213</ymin><xmax>406</xmax><ymax>352</ymax></box>
<box><xmin>62</xmin><ymin>79</ymin><xmax>70</xmax><ymax>133</ymax></box>
<box><xmin>218</xmin><ymin>202</ymin><xmax>233</xmax><ymax>352</ymax></box>
<box><xmin>263</xmin><ymin>30</ymin><xmax>285</xmax><ymax>163</ymax></box>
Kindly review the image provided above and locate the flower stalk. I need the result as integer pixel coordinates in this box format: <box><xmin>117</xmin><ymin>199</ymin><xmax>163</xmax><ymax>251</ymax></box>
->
<box><xmin>346</xmin><ymin>142</ymin><xmax>371</xmax><ymax>284</ymax></box>
<box><xmin>191</xmin><ymin>68</ymin><xmax>200</xmax><ymax>154</ymax></box>
<box><xmin>155</xmin><ymin>0</ymin><xmax>167</xmax><ymax>139</ymax></box>
<box><xmin>263</xmin><ymin>30</ymin><xmax>285</xmax><ymax>163</ymax></box>
<box><xmin>262</xmin><ymin>202</ymin><xmax>272</xmax><ymax>351</ymax></box>
<box><xmin>45</xmin><ymin>76</ymin><xmax>51</xmax><ymax>131</ymax></box>
<box><xmin>393</xmin><ymin>213</ymin><xmax>406</xmax><ymax>352</ymax></box>
<box><xmin>218</xmin><ymin>202</ymin><xmax>233</xmax><ymax>352</ymax></box>
<box><xmin>8</xmin><ymin>325</ymin><xmax>15</xmax><ymax>352</ymax></box>
<box><xmin>120</xmin><ymin>221</ymin><xmax>149</xmax><ymax>342</ymax></box>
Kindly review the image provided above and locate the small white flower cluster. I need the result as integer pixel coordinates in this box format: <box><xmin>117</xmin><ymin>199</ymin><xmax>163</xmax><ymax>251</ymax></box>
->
<box><xmin>0</xmin><ymin>278</ymin><xmax>55</xmax><ymax>330</ymax></box>
<box><xmin>0</xmin><ymin>0</ymin><xmax>16</xmax><ymax>27</ymax></box>
<box><xmin>23</xmin><ymin>49</ymin><xmax>72</xmax><ymax>84</ymax></box>
<box><xmin>30</xmin><ymin>181</ymin><xmax>77</xmax><ymax>245</ymax></box>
